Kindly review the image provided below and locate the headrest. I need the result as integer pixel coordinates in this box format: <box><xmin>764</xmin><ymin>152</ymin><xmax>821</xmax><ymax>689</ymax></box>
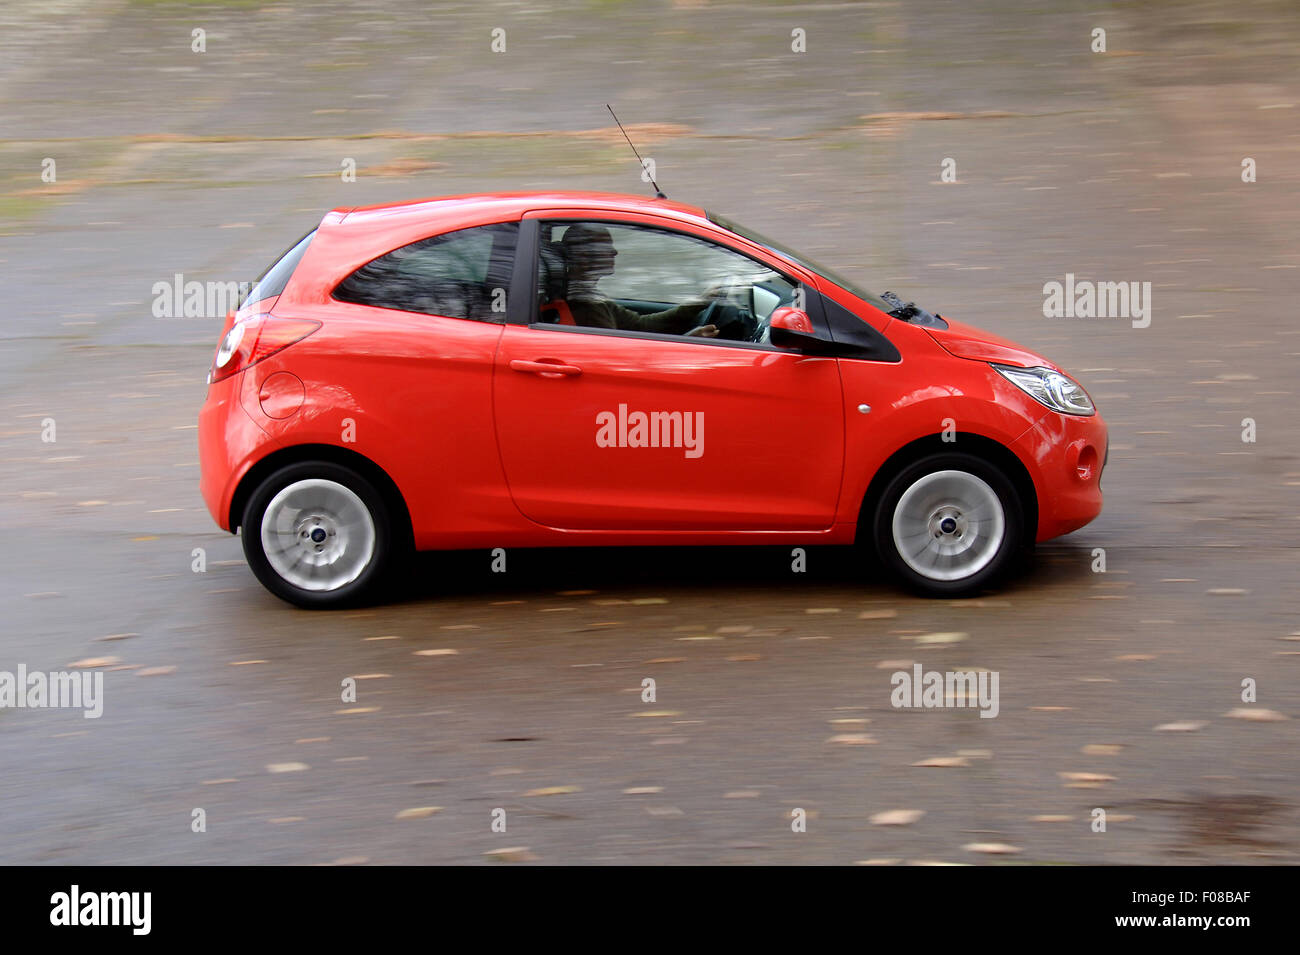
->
<box><xmin>538</xmin><ymin>240</ymin><xmax>567</xmax><ymax>302</ymax></box>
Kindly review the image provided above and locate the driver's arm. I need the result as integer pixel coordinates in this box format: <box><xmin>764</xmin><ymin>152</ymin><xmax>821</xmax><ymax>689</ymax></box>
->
<box><xmin>574</xmin><ymin>296</ymin><xmax>709</xmax><ymax>335</ymax></box>
<box><xmin>628</xmin><ymin>299</ymin><xmax>710</xmax><ymax>334</ymax></box>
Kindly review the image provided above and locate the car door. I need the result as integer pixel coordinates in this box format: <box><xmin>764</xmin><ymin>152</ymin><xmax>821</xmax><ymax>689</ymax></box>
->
<box><xmin>491</xmin><ymin>213</ymin><xmax>845</xmax><ymax>531</ymax></box>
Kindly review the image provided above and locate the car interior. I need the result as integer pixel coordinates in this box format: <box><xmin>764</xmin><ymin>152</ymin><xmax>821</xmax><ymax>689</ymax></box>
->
<box><xmin>534</xmin><ymin>222</ymin><xmax>803</xmax><ymax>344</ymax></box>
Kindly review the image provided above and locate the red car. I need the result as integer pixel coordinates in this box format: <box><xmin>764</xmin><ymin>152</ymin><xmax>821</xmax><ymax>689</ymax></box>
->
<box><xmin>198</xmin><ymin>191</ymin><xmax>1106</xmax><ymax>608</ymax></box>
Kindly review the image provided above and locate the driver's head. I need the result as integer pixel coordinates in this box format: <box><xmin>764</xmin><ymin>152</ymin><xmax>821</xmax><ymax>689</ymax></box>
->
<box><xmin>561</xmin><ymin>224</ymin><xmax>617</xmax><ymax>282</ymax></box>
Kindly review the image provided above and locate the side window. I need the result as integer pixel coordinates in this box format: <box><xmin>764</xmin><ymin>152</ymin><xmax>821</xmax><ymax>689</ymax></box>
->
<box><xmin>334</xmin><ymin>222</ymin><xmax>517</xmax><ymax>322</ymax></box>
<box><xmin>244</xmin><ymin>228</ymin><xmax>316</xmax><ymax>308</ymax></box>
<box><xmin>536</xmin><ymin>220</ymin><xmax>804</xmax><ymax>344</ymax></box>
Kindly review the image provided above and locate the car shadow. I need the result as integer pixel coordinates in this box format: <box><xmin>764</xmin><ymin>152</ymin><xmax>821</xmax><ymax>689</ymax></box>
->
<box><xmin>391</xmin><ymin>539</ymin><xmax>1103</xmax><ymax>605</ymax></box>
<box><xmin>398</xmin><ymin>544</ymin><xmax>874</xmax><ymax>603</ymax></box>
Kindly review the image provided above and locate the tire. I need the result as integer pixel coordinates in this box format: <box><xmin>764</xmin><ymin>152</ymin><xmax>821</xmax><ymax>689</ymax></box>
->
<box><xmin>241</xmin><ymin>461</ymin><xmax>393</xmax><ymax>608</ymax></box>
<box><xmin>873</xmin><ymin>452</ymin><xmax>1023</xmax><ymax>597</ymax></box>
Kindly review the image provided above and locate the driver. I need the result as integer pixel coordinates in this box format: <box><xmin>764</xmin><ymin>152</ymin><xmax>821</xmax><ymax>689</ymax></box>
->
<box><xmin>560</xmin><ymin>224</ymin><xmax>720</xmax><ymax>337</ymax></box>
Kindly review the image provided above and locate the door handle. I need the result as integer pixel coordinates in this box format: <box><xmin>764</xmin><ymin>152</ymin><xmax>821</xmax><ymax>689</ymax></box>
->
<box><xmin>509</xmin><ymin>359</ymin><xmax>582</xmax><ymax>378</ymax></box>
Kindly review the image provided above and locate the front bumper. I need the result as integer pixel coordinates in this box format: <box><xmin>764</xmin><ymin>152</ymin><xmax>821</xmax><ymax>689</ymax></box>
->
<box><xmin>1011</xmin><ymin>410</ymin><xmax>1108</xmax><ymax>542</ymax></box>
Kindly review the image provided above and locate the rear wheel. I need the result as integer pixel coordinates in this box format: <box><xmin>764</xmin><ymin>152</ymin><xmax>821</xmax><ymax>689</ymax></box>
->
<box><xmin>242</xmin><ymin>461</ymin><xmax>392</xmax><ymax>608</ymax></box>
<box><xmin>873</xmin><ymin>452</ymin><xmax>1023</xmax><ymax>596</ymax></box>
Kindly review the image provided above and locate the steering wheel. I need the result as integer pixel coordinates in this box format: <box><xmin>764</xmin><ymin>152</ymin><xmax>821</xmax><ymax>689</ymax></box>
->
<box><xmin>694</xmin><ymin>274</ymin><xmax>758</xmax><ymax>342</ymax></box>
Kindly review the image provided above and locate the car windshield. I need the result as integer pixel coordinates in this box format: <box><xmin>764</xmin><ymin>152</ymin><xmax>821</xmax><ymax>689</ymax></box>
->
<box><xmin>707</xmin><ymin>211</ymin><xmax>897</xmax><ymax>315</ymax></box>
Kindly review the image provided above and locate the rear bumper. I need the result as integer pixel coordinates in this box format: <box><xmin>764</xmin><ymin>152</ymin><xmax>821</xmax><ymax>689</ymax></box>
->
<box><xmin>198</xmin><ymin>373</ymin><xmax>267</xmax><ymax>531</ymax></box>
<box><xmin>1012</xmin><ymin>410</ymin><xmax>1108</xmax><ymax>541</ymax></box>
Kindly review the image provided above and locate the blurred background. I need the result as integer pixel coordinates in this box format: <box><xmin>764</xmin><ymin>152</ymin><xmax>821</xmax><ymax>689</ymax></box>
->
<box><xmin>1</xmin><ymin>0</ymin><xmax>1297</xmax><ymax>864</ymax></box>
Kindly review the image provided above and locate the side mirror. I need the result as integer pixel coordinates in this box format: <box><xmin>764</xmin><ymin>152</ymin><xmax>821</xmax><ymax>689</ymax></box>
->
<box><xmin>770</xmin><ymin>307</ymin><xmax>844</xmax><ymax>355</ymax></box>
<box><xmin>769</xmin><ymin>306</ymin><xmax>813</xmax><ymax>334</ymax></box>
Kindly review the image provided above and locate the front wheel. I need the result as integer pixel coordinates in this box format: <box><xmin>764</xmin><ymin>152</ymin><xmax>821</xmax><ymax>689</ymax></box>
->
<box><xmin>242</xmin><ymin>461</ymin><xmax>393</xmax><ymax>608</ymax></box>
<box><xmin>873</xmin><ymin>453</ymin><xmax>1023</xmax><ymax>596</ymax></box>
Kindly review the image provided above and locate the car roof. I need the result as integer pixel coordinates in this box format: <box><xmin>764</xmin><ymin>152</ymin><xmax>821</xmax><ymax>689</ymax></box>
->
<box><xmin>333</xmin><ymin>191</ymin><xmax>710</xmax><ymax>230</ymax></box>
<box><xmin>293</xmin><ymin>191</ymin><xmax>728</xmax><ymax>306</ymax></box>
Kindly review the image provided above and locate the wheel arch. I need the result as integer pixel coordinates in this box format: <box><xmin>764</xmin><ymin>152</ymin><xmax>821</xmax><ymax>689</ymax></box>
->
<box><xmin>229</xmin><ymin>443</ymin><xmax>414</xmax><ymax>551</ymax></box>
<box><xmin>855</xmin><ymin>433</ymin><xmax>1038</xmax><ymax>545</ymax></box>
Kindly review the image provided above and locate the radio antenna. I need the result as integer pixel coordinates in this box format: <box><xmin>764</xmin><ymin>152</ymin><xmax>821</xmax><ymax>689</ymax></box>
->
<box><xmin>606</xmin><ymin>104</ymin><xmax>666</xmax><ymax>199</ymax></box>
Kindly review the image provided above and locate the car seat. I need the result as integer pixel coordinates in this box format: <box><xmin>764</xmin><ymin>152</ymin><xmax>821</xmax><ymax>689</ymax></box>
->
<box><xmin>537</xmin><ymin>239</ymin><xmax>575</xmax><ymax>326</ymax></box>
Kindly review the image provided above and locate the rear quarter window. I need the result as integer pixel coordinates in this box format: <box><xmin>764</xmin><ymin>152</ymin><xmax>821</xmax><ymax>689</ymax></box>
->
<box><xmin>333</xmin><ymin>223</ymin><xmax>518</xmax><ymax>322</ymax></box>
<box><xmin>244</xmin><ymin>229</ymin><xmax>316</xmax><ymax>307</ymax></box>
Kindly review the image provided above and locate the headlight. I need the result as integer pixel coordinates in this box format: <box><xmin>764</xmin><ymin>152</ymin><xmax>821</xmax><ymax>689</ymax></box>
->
<box><xmin>992</xmin><ymin>363</ymin><xmax>1094</xmax><ymax>416</ymax></box>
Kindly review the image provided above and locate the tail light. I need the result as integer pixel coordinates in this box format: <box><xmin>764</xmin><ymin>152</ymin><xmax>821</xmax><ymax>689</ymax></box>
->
<box><xmin>209</xmin><ymin>315</ymin><xmax>320</xmax><ymax>384</ymax></box>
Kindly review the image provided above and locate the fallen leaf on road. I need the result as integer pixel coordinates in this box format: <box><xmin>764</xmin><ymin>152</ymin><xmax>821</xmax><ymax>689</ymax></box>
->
<box><xmin>912</xmin><ymin>756</ymin><xmax>969</xmax><ymax>768</ymax></box>
<box><xmin>1155</xmin><ymin>720</ymin><xmax>1206</xmax><ymax>732</ymax></box>
<box><xmin>485</xmin><ymin>847</ymin><xmax>537</xmax><ymax>862</ymax></box>
<box><xmin>871</xmin><ymin>809</ymin><xmax>924</xmax><ymax>826</ymax></box>
<box><xmin>1224</xmin><ymin>707</ymin><xmax>1287</xmax><ymax>721</ymax></box>
<box><xmin>395</xmin><ymin>807</ymin><xmax>442</xmax><ymax>819</ymax></box>
<box><xmin>69</xmin><ymin>657</ymin><xmax>119</xmax><ymax>669</ymax></box>
<box><xmin>912</xmin><ymin>632</ymin><xmax>968</xmax><ymax>645</ymax></box>
<box><xmin>963</xmin><ymin>842</ymin><xmax>1021</xmax><ymax>854</ymax></box>
<box><xmin>1059</xmin><ymin>772</ymin><xmax>1115</xmax><ymax>786</ymax></box>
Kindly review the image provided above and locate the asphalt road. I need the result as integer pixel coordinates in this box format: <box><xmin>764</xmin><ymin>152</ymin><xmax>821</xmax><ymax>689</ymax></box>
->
<box><xmin>1</xmin><ymin>0</ymin><xmax>1298</xmax><ymax>865</ymax></box>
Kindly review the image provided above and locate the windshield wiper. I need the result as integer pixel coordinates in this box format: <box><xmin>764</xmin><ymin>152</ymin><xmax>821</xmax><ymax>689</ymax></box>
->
<box><xmin>880</xmin><ymin>291</ymin><xmax>919</xmax><ymax>318</ymax></box>
<box><xmin>881</xmin><ymin>290</ymin><xmax>947</xmax><ymax>328</ymax></box>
